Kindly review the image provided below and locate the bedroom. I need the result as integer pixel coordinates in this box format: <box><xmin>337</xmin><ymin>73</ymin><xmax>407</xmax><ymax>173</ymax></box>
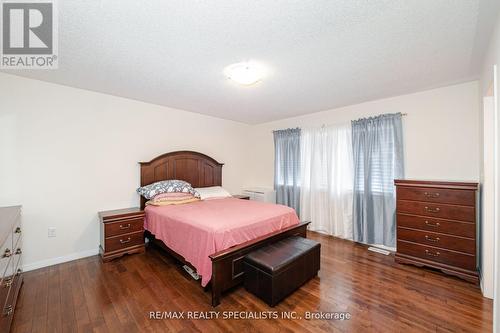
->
<box><xmin>0</xmin><ymin>0</ymin><xmax>500</xmax><ymax>332</ymax></box>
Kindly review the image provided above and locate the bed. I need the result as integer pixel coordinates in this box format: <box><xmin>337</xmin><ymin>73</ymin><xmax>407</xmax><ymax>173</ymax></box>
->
<box><xmin>139</xmin><ymin>151</ymin><xmax>310</xmax><ymax>306</ymax></box>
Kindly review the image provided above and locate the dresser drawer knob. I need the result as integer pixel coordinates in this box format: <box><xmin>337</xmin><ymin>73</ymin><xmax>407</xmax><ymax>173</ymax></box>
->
<box><xmin>119</xmin><ymin>237</ymin><xmax>131</xmax><ymax>244</ymax></box>
<box><xmin>14</xmin><ymin>227</ymin><xmax>21</xmax><ymax>234</ymax></box>
<box><xmin>3</xmin><ymin>277</ymin><xmax>13</xmax><ymax>288</ymax></box>
<box><xmin>15</xmin><ymin>248</ymin><xmax>22</xmax><ymax>255</ymax></box>
<box><xmin>3</xmin><ymin>305</ymin><xmax>12</xmax><ymax>316</ymax></box>
<box><xmin>424</xmin><ymin>206</ymin><xmax>440</xmax><ymax>213</ymax></box>
<box><xmin>16</xmin><ymin>268</ymin><xmax>22</xmax><ymax>276</ymax></box>
<box><xmin>425</xmin><ymin>221</ymin><xmax>440</xmax><ymax>227</ymax></box>
<box><xmin>425</xmin><ymin>235</ymin><xmax>440</xmax><ymax>242</ymax></box>
<box><xmin>425</xmin><ymin>249</ymin><xmax>440</xmax><ymax>257</ymax></box>
<box><xmin>2</xmin><ymin>249</ymin><xmax>11</xmax><ymax>258</ymax></box>
<box><xmin>119</xmin><ymin>224</ymin><xmax>131</xmax><ymax>230</ymax></box>
<box><xmin>424</xmin><ymin>192</ymin><xmax>440</xmax><ymax>198</ymax></box>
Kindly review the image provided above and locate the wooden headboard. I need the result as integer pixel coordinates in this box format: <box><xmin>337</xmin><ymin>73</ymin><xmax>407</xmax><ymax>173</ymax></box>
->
<box><xmin>139</xmin><ymin>151</ymin><xmax>224</xmax><ymax>209</ymax></box>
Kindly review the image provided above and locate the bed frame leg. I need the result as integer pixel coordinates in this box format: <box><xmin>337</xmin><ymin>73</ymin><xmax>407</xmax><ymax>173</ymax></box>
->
<box><xmin>212</xmin><ymin>288</ymin><xmax>221</xmax><ymax>307</ymax></box>
<box><xmin>211</xmin><ymin>264</ymin><xmax>222</xmax><ymax>307</ymax></box>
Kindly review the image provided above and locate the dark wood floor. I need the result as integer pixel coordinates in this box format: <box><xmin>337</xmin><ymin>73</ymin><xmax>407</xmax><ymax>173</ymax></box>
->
<box><xmin>11</xmin><ymin>232</ymin><xmax>492</xmax><ymax>333</ymax></box>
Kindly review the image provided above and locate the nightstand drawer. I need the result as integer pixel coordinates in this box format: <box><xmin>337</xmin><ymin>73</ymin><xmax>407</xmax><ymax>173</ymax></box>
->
<box><xmin>105</xmin><ymin>218</ymin><xmax>143</xmax><ymax>238</ymax></box>
<box><xmin>104</xmin><ymin>231</ymin><xmax>144</xmax><ymax>253</ymax></box>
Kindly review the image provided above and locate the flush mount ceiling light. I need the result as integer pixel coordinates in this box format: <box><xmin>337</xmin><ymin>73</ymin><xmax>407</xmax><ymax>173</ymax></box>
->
<box><xmin>224</xmin><ymin>61</ymin><xmax>266</xmax><ymax>86</ymax></box>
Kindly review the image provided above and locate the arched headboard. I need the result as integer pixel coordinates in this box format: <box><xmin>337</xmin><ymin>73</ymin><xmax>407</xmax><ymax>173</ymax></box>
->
<box><xmin>139</xmin><ymin>151</ymin><xmax>224</xmax><ymax>209</ymax></box>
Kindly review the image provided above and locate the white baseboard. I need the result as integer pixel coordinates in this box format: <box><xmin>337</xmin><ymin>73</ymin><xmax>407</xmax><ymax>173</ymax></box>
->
<box><xmin>22</xmin><ymin>248</ymin><xmax>99</xmax><ymax>272</ymax></box>
<box><xmin>479</xmin><ymin>268</ymin><xmax>494</xmax><ymax>299</ymax></box>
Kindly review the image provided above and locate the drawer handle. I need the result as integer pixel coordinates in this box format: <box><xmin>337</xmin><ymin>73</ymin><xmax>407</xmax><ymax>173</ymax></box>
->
<box><xmin>425</xmin><ymin>221</ymin><xmax>440</xmax><ymax>227</ymax></box>
<box><xmin>424</xmin><ymin>192</ymin><xmax>440</xmax><ymax>198</ymax></box>
<box><xmin>2</xmin><ymin>249</ymin><xmax>11</xmax><ymax>258</ymax></box>
<box><xmin>425</xmin><ymin>249</ymin><xmax>440</xmax><ymax>257</ymax></box>
<box><xmin>3</xmin><ymin>277</ymin><xmax>12</xmax><ymax>288</ymax></box>
<box><xmin>119</xmin><ymin>224</ymin><xmax>131</xmax><ymax>230</ymax></box>
<box><xmin>425</xmin><ymin>235</ymin><xmax>440</xmax><ymax>242</ymax></box>
<box><xmin>15</xmin><ymin>248</ymin><xmax>22</xmax><ymax>255</ymax></box>
<box><xmin>424</xmin><ymin>206</ymin><xmax>440</xmax><ymax>213</ymax></box>
<box><xmin>16</xmin><ymin>268</ymin><xmax>22</xmax><ymax>276</ymax></box>
<box><xmin>119</xmin><ymin>237</ymin><xmax>131</xmax><ymax>244</ymax></box>
<box><xmin>3</xmin><ymin>305</ymin><xmax>12</xmax><ymax>316</ymax></box>
<box><xmin>14</xmin><ymin>227</ymin><xmax>21</xmax><ymax>234</ymax></box>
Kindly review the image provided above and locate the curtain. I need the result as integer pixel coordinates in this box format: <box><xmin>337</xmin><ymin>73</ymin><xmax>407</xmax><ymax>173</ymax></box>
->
<box><xmin>300</xmin><ymin>124</ymin><xmax>353</xmax><ymax>239</ymax></box>
<box><xmin>273</xmin><ymin>128</ymin><xmax>301</xmax><ymax>214</ymax></box>
<box><xmin>352</xmin><ymin>113</ymin><xmax>404</xmax><ymax>247</ymax></box>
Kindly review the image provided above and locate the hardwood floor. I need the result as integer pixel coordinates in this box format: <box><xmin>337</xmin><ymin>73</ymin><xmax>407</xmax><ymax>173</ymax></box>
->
<box><xmin>11</xmin><ymin>231</ymin><xmax>492</xmax><ymax>333</ymax></box>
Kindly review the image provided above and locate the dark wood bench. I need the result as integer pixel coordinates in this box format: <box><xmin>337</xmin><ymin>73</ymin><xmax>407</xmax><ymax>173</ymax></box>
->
<box><xmin>243</xmin><ymin>236</ymin><xmax>321</xmax><ymax>306</ymax></box>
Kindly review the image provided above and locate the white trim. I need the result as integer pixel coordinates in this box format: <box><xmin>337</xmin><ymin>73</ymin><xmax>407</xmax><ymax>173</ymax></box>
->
<box><xmin>22</xmin><ymin>248</ymin><xmax>99</xmax><ymax>272</ymax></box>
<box><xmin>481</xmin><ymin>95</ymin><xmax>496</xmax><ymax>299</ymax></box>
<box><xmin>494</xmin><ymin>64</ymin><xmax>499</xmax><ymax>333</ymax></box>
<box><xmin>367</xmin><ymin>246</ymin><xmax>391</xmax><ymax>255</ymax></box>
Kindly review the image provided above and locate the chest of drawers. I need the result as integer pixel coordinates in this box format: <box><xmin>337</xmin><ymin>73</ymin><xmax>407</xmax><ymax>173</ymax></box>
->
<box><xmin>0</xmin><ymin>206</ymin><xmax>23</xmax><ymax>332</ymax></box>
<box><xmin>394</xmin><ymin>180</ymin><xmax>479</xmax><ymax>283</ymax></box>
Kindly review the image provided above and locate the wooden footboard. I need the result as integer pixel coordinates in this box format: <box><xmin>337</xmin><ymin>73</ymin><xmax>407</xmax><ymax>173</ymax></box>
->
<box><xmin>145</xmin><ymin>221</ymin><xmax>310</xmax><ymax>307</ymax></box>
<box><xmin>208</xmin><ymin>221</ymin><xmax>310</xmax><ymax>306</ymax></box>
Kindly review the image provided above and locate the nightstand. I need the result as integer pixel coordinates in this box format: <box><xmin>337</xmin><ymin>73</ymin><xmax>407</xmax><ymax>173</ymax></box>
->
<box><xmin>98</xmin><ymin>207</ymin><xmax>145</xmax><ymax>262</ymax></box>
<box><xmin>233</xmin><ymin>195</ymin><xmax>250</xmax><ymax>200</ymax></box>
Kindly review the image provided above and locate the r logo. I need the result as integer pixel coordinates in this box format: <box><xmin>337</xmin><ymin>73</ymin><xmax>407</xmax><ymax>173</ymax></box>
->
<box><xmin>2</xmin><ymin>2</ymin><xmax>53</xmax><ymax>54</ymax></box>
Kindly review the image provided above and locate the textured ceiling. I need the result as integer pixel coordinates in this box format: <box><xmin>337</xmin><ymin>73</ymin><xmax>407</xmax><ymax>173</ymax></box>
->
<box><xmin>4</xmin><ymin>0</ymin><xmax>500</xmax><ymax>124</ymax></box>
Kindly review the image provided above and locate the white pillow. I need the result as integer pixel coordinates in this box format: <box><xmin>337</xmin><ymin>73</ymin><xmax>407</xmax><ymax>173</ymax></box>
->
<box><xmin>195</xmin><ymin>186</ymin><xmax>232</xmax><ymax>200</ymax></box>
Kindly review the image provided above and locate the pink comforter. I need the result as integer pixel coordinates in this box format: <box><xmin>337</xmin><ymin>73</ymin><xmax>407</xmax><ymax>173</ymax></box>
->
<box><xmin>144</xmin><ymin>198</ymin><xmax>300</xmax><ymax>286</ymax></box>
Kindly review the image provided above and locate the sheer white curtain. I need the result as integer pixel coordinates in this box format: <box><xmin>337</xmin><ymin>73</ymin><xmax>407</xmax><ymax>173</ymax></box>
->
<box><xmin>300</xmin><ymin>123</ymin><xmax>354</xmax><ymax>239</ymax></box>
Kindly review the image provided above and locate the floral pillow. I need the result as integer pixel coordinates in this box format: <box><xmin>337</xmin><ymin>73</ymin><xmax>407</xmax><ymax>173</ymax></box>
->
<box><xmin>137</xmin><ymin>180</ymin><xmax>200</xmax><ymax>200</ymax></box>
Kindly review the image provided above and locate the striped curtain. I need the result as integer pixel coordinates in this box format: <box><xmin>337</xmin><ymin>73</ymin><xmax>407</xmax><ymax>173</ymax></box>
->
<box><xmin>352</xmin><ymin>113</ymin><xmax>404</xmax><ymax>247</ymax></box>
<box><xmin>273</xmin><ymin>128</ymin><xmax>301</xmax><ymax>215</ymax></box>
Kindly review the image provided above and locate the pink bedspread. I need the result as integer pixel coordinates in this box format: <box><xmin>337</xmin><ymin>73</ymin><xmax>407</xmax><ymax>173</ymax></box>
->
<box><xmin>144</xmin><ymin>198</ymin><xmax>300</xmax><ymax>286</ymax></box>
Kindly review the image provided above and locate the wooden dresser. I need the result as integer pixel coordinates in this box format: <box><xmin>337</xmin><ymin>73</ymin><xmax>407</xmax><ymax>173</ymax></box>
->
<box><xmin>0</xmin><ymin>206</ymin><xmax>23</xmax><ymax>332</ymax></box>
<box><xmin>394</xmin><ymin>180</ymin><xmax>479</xmax><ymax>283</ymax></box>
<box><xmin>99</xmin><ymin>208</ymin><xmax>145</xmax><ymax>262</ymax></box>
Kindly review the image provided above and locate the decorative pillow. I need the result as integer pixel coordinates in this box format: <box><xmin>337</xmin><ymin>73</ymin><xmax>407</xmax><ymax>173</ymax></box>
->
<box><xmin>195</xmin><ymin>186</ymin><xmax>232</xmax><ymax>200</ymax></box>
<box><xmin>137</xmin><ymin>180</ymin><xmax>200</xmax><ymax>200</ymax></box>
<box><xmin>146</xmin><ymin>197</ymin><xmax>200</xmax><ymax>206</ymax></box>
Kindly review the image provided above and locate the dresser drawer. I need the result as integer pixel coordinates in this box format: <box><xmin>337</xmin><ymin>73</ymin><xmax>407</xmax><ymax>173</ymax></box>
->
<box><xmin>104</xmin><ymin>231</ymin><xmax>144</xmax><ymax>253</ymax></box>
<box><xmin>3</xmin><ymin>270</ymin><xmax>21</xmax><ymax>322</ymax></box>
<box><xmin>1</xmin><ymin>252</ymin><xmax>21</xmax><ymax>307</ymax></box>
<box><xmin>11</xmin><ymin>238</ymin><xmax>22</xmax><ymax>277</ymax></box>
<box><xmin>397</xmin><ymin>240</ymin><xmax>476</xmax><ymax>271</ymax></box>
<box><xmin>397</xmin><ymin>200</ymin><xmax>475</xmax><ymax>222</ymax></box>
<box><xmin>11</xmin><ymin>218</ymin><xmax>21</xmax><ymax>250</ymax></box>
<box><xmin>396</xmin><ymin>186</ymin><xmax>475</xmax><ymax>206</ymax></box>
<box><xmin>397</xmin><ymin>214</ymin><xmax>475</xmax><ymax>238</ymax></box>
<box><xmin>397</xmin><ymin>228</ymin><xmax>475</xmax><ymax>254</ymax></box>
<box><xmin>0</xmin><ymin>231</ymin><xmax>13</xmax><ymax>283</ymax></box>
<box><xmin>105</xmin><ymin>218</ymin><xmax>143</xmax><ymax>238</ymax></box>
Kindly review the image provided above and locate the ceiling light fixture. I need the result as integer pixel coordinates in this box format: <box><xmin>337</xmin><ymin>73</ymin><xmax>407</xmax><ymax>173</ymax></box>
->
<box><xmin>224</xmin><ymin>61</ymin><xmax>266</xmax><ymax>86</ymax></box>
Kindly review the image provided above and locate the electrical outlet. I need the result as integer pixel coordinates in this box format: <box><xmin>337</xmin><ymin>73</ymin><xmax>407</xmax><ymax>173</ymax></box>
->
<box><xmin>48</xmin><ymin>227</ymin><xmax>56</xmax><ymax>238</ymax></box>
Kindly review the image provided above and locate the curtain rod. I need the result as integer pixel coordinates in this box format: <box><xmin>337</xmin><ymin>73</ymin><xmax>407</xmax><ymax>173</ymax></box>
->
<box><xmin>272</xmin><ymin>113</ymin><xmax>408</xmax><ymax>133</ymax></box>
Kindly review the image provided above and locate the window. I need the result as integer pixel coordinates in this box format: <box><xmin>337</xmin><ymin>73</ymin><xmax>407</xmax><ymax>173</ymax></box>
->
<box><xmin>354</xmin><ymin>139</ymin><xmax>397</xmax><ymax>194</ymax></box>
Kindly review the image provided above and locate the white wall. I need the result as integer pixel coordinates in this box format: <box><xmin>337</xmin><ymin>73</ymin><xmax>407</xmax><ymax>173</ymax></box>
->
<box><xmin>247</xmin><ymin>81</ymin><xmax>480</xmax><ymax>188</ymax></box>
<box><xmin>0</xmin><ymin>73</ymin><xmax>252</xmax><ymax>270</ymax></box>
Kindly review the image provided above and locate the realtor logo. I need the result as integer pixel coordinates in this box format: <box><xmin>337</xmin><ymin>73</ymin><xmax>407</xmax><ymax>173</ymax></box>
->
<box><xmin>1</xmin><ymin>0</ymin><xmax>58</xmax><ymax>69</ymax></box>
